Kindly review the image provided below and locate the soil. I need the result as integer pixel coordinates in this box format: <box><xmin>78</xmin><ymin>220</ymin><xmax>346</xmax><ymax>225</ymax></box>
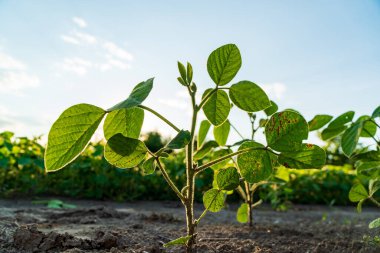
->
<box><xmin>0</xmin><ymin>199</ymin><xmax>379</xmax><ymax>253</ymax></box>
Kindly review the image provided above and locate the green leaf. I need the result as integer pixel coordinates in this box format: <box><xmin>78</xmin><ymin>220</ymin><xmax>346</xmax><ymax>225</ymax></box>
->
<box><xmin>108</xmin><ymin>78</ymin><xmax>154</xmax><ymax>111</ymax></box>
<box><xmin>278</xmin><ymin>144</ymin><xmax>326</xmax><ymax>169</ymax></box>
<box><xmin>194</xmin><ymin>141</ymin><xmax>219</xmax><ymax>161</ymax></box>
<box><xmin>187</xmin><ymin>62</ymin><xmax>193</xmax><ymax>84</ymax></box>
<box><xmin>369</xmin><ymin>179</ymin><xmax>380</xmax><ymax>196</ymax></box>
<box><xmin>177</xmin><ymin>77</ymin><xmax>186</xmax><ymax>86</ymax></box>
<box><xmin>207</xmin><ymin>44</ymin><xmax>242</xmax><ymax>86</ymax></box>
<box><xmin>166</xmin><ymin>130</ymin><xmax>191</xmax><ymax>149</ymax></box>
<box><xmin>371</xmin><ymin>106</ymin><xmax>380</xmax><ymax>119</ymax></box>
<box><xmin>321</xmin><ymin>125</ymin><xmax>347</xmax><ymax>140</ymax></box>
<box><xmin>177</xmin><ymin>62</ymin><xmax>187</xmax><ymax>83</ymax></box>
<box><xmin>105</xmin><ymin>134</ymin><xmax>147</xmax><ymax>168</ymax></box>
<box><xmin>203</xmin><ymin>189</ymin><xmax>225</xmax><ymax>212</ymax></box>
<box><xmin>369</xmin><ymin>218</ymin><xmax>380</xmax><ymax>229</ymax></box>
<box><xmin>342</xmin><ymin>122</ymin><xmax>362</xmax><ymax>157</ymax></box>
<box><xmin>202</xmin><ymin>89</ymin><xmax>230</xmax><ymax>126</ymax></box>
<box><xmin>353</xmin><ymin>150</ymin><xmax>380</xmax><ymax>162</ymax></box>
<box><xmin>163</xmin><ymin>235</ymin><xmax>192</xmax><ymax>248</ymax></box>
<box><xmin>216</xmin><ymin>167</ymin><xmax>240</xmax><ymax>190</ymax></box>
<box><xmin>328</xmin><ymin>111</ymin><xmax>355</xmax><ymax>128</ymax></box>
<box><xmin>103</xmin><ymin>107</ymin><xmax>144</xmax><ymax>140</ymax></box>
<box><xmin>237</xmin><ymin>141</ymin><xmax>273</xmax><ymax>183</ymax></box>
<box><xmin>213</xmin><ymin>120</ymin><xmax>230</xmax><ymax>146</ymax></box>
<box><xmin>349</xmin><ymin>183</ymin><xmax>368</xmax><ymax>202</ymax></box>
<box><xmin>47</xmin><ymin>199</ymin><xmax>63</xmax><ymax>209</ymax></box>
<box><xmin>236</xmin><ymin>203</ymin><xmax>248</xmax><ymax>223</ymax></box>
<box><xmin>210</xmin><ymin>148</ymin><xmax>232</xmax><ymax>170</ymax></box>
<box><xmin>198</xmin><ymin>120</ymin><xmax>211</xmax><ymax>147</ymax></box>
<box><xmin>265</xmin><ymin>111</ymin><xmax>308</xmax><ymax>152</ymax></box>
<box><xmin>45</xmin><ymin>104</ymin><xmax>106</xmax><ymax>172</ymax></box>
<box><xmin>264</xmin><ymin>101</ymin><xmax>278</xmax><ymax>116</ymax></box>
<box><xmin>356</xmin><ymin>116</ymin><xmax>377</xmax><ymax>138</ymax></box>
<box><xmin>357</xmin><ymin>161</ymin><xmax>380</xmax><ymax>179</ymax></box>
<box><xmin>229</xmin><ymin>81</ymin><xmax>271</xmax><ymax>112</ymax></box>
<box><xmin>308</xmin><ymin>114</ymin><xmax>333</xmax><ymax>131</ymax></box>
<box><xmin>142</xmin><ymin>157</ymin><xmax>156</xmax><ymax>175</ymax></box>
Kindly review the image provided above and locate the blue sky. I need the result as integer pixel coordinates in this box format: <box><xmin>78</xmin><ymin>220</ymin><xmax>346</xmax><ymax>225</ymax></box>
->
<box><xmin>0</xmin><ymin>0</ymin><xmax>379</xmax><ymax>145</ymax></box>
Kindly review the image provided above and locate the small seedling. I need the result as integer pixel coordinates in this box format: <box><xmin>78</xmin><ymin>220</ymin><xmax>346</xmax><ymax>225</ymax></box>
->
<box><xmin>201</xmin><ymin>104</ymin><xmax>326</xmax><ymax>227</ymax></box>
<box><xmin>44</xmin><ymin>44</ymin><xmax>326</xmax><ymax>252</ymax></box>
<box><xmin>32</xmin><ymin>199</ymin><xmax>76</xmax><ymax>209</ymax></box>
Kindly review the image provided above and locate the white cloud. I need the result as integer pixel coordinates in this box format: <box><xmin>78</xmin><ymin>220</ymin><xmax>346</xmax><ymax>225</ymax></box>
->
<box><xmin>61</xmin><ymin>57</ymin><xmax>93</xmax><ymax>75</ymax></box>
<box><xmin>0</xmin><ymin>51</ymin><xmax>40</xmax><ymax>94</ymax></box>
<box><xmin>72</xmin><ymin>17</ymin><xmax>87</xmax><ymax>28</ymax></box>
<box><xmin>100</xmin><ymin>57</ymin><xmax>131</xmax><ymax>71</ymax></box>
<box><xmin>61</xmin><ymin>56</ymin><xmax>131</xmax><ymax>75</ymax></box>
<box><xmin>73</xmin><ymin>31</ymin><xmax>97</xmax><ymax>44</ymax></box>
<box><xmin>59</xmin><ymin>19</ymin><xmax>133</xmax><ymax>75</ymax></box>
<box><xmin>0</xmin><ymin>52</ymin><xmax>25</xmax><ymax>70</ymax></box>
<box><xmin>60</xmin><ymin>35</ymin><xmax>80</xmax><ymax>45</ymax></box>
<box><xmin>103</xmin><ymin>42</ymin><xmax>133</xmax><ymax>61</ymax></box>
<box><xmin>262</xmin><ymin>82</ymin><xmax>286</xmax><ymax>100</ymax></box>
<box><xmin>61</xmin><ymin>31</ymin><xmax>97</xmax><ymax>45</ymax></box>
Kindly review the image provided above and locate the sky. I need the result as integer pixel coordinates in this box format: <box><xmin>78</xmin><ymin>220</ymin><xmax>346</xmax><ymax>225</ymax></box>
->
<box><xmin>0</xmin><ymin>0</ymin><xmax>379</xmax><ymax>145</ymax></box>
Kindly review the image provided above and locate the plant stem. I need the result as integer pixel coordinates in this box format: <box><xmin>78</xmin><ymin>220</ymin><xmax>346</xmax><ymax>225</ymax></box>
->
<box><xmin>138</xmin><ymin>105</ymin><xmax>180</xmax><ymax>132</ymax></box>
<box><xmin>370</xmin><ymin>197</ymin><xmax>380</xmax><ymax>208</ymax></box>
<box><xmin>194</xmin><ymin>208</ymin><xmax>208</xmax><ymax>225</ymax></box>
<box><xmin>370</xmin><ymin>119</ymin><xmax>380</xmax><ymax>129</ymax></box>
<box><xmin>197</xmin><ymin>88</ymin><xmax>217</xmax><ymax>111</ymax></box>
<box><xmin>236</xmin><ymin>185</ymin><xmax>247</xmax><ymax>200</ymax></box>
<box><xmin>185</xmin><ymin>86</ymin><xmax>198</xmax><ymax>253</ymax></box>
<box><xmin>156</xmin><ymin>158</ymin><xmax>185</xmax><ymax>202</ymax></box>
<box><xmin>195</xmin><ymin>147</ymin><xmax>267</xmax><ymax>174</ymax></box>
<box><xmin>230</xmin><ymin>122</ymin><xmax>245</xmax><ymax>140</ymax></box>
<box><xmin>245</xmin><ymin>181</ymin><xmax>253</xmax><ymax>227</ymax></box>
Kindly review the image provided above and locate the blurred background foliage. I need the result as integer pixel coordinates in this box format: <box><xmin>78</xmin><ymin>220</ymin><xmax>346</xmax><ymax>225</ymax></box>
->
<box><xmin>0</xmin><ymin>130</ymin><xmax>366</xmax><ymax>206</ymax></box>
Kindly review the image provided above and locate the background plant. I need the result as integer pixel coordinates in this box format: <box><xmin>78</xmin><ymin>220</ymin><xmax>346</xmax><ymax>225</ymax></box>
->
<box><xmin>309</xmin><ymin>107</ymin><xmax>380</xmax><ymax>233</ymax></box>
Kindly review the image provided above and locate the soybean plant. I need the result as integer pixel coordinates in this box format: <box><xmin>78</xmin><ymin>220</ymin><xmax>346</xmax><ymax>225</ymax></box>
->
<box><xmin>199</xmin><ymin>103</ymin><xmax>326</xmax><ymax>228</ymax></box>
<box><xmin>309</xmin><ymin>107</ymin><xmax>380</xmax><ymax>230</ymax></box>
<box><xmin>44</xmin><ymin>44</ymin><xmax>325</xmax><ymax>252</ymax></box>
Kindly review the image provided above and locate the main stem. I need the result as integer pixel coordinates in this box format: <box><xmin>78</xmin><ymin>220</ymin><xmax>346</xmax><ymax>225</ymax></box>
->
<box><xmin>185</xmin><ymin>87</ymin><xmax>198</xmax><ymax>253</ymax></box>
<box><xmin>245</xmin><ymin>182</ymin><xmax>253</xmax><ymax>227</ymax></box>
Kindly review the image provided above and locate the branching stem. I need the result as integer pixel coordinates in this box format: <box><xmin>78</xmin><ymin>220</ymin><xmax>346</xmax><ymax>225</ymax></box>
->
<box><xmin>155</xmin><ymin>157</ymin><xmax>185</xmax><ymax>202</ymax></box>
<box><xmin>197</xmin><ymin>88</ymin><xmax>217</xmax><ymax>111</ymax></box>
<box><xmin>138</xmin><ymin>105</ymin><xmax>180</xmax><ymax>132</ymax></box>
<box><xmin>195</xmin><ymin>147</ymin><xmax>269</xmax><ymax>174</ymax></box>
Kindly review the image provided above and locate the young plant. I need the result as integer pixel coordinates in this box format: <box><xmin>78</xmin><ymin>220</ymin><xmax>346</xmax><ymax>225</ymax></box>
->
<box><xmin>44</xmin><ymin>44</ymin><xmax>325</xmax><ymax>252</ymax></box>
<box><xmin>199</xmin><ymin>103</ymin><xmax>326</xmax><ymax>228</ymax></box>
<box><xmin>309</xmin><ymin>107</ymin><xmax>380</xmax><ymax>230</ymax></box>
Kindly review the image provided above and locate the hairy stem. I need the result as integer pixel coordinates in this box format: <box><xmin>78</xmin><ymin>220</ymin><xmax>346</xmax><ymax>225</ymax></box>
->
<box><xmin>185</xmin><ymin>86</ymin><xmax>198</xmax><ymax>252</ymax></box>
<box><xmin>156</xmin><ymin>158</ymin><xmax>185</xmax><ymax>202</ymax></box>
<box><xmin>245</xmin><ymin>181</ymin><xmax>253</xmax><ymax>227</ymax></box>
<box><xmin>138</xmin><ymin>105</ymin><xmax>180</xmax><ymax>132</ymax></box>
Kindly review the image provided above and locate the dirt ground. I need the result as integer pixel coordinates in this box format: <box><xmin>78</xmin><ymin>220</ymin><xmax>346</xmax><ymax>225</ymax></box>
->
<box><xmin>0</xmin><ymin>199</ymin><xmax>379</xmax><ymax>253</ymax></box>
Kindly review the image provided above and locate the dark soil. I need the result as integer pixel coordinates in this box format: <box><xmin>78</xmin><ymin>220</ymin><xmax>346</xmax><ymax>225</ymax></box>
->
<box><xmin>0</xmin><ymin>199</ymin><xmax>379</xmax><ymax>252</ymax></box>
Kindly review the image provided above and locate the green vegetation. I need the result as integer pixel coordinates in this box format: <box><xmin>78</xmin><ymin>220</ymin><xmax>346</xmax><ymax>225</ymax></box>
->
<box><xmin>0</xmin><ymin>130</ymin><xmax>358</xmax><ymax>206</ymax></box>
<box><xmin>43</xmin><ymin>44</ymin><xmax>326</xmax><ymax>252</ymax></box>
<box><xmin>309</xmin><ymin>107</ymin><xmax>380</xmax><ymax>236</ymax></box>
